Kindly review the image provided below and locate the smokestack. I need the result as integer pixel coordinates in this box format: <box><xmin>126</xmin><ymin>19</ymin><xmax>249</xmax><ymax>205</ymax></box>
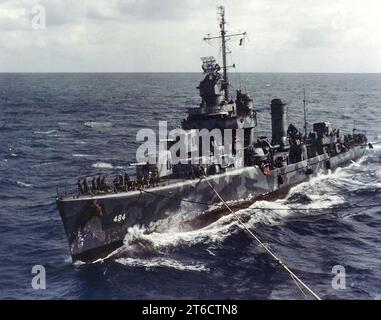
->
<box><xmin>270</xmin><ymin>99</ymin><xmax>287</xmax><ymax>146</ymax></box>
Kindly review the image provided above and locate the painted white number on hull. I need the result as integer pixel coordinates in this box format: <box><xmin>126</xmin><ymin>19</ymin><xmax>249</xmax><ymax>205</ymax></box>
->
<box><xmin>113</xmin><ymin>214</ymin><xmax>126</xmax><ymax>223</ymax></box>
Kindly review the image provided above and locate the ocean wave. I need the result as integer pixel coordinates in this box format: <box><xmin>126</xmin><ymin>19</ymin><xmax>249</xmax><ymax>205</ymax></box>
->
<box><xmin>16</xmin><ymin>181</ymin><xmax>32</xmax><ymax>188</ymax></box>
<box><xmin>91</xmin><ymin>162</ymin><xmax>113</xmax><ymax>169</ymax></box>
<box><xmin>72</xmin><ymin>154</ymin><xmax>93</xmax><ymax>158</ymax></box>
<box><xmin>114</xmin><ymin>257</ymin><xmax>209</xmax><ymax>272</ymax></box>
<box><xmin>34</xmin><ymin>129</ymin><xmax>58</xmax><ymax>135</ymax></box>
<box><xmin>84</xmin><ymin>121</ymin><xmax>112</xmax><ymax>128</ymax></box>
<box><xmin>74</xmin><ymin>140</ymin><xmax>87</xmax><ymax>145</ymax></box>
<box><xmin>31</xmin><ymin>162</ymin><xmax>56</xmax><ymax>168</ymax></box>
<box><xmin>121</xmin><ymin>218</ymin><xmax>235</xmax><ymax>253</ymax></box>
<box><xmin>105</xmin><ymin>209</ymin><xmax>244</xmax><ymax>268</ymax></box>
<box><xmin>82</xmin><ymin>210</ymin><xmax>238</xmax><ymax>266</ymax></box>
<box><xmin>369</xmin><ymin>143</ymin><xmax>381</xmax><ymax>152</ymax></box>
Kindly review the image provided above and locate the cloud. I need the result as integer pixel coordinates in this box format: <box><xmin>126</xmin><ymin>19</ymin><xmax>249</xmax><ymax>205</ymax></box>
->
<box><xmin>0</xmin><ymin>1</ymin><xmax>29</xmax><ymax>30</ymax></box>
<box><xmin>117</xmin><ymin>0</ymin><xmax>197</xmax><ymax>21</ymax></box>
<box><xmin>295</xmin><ymin>28</ymin><xmax>337</xmax><ymax>49</ymax></box>
<box><xmin>0</xmin><ymin>0</ymin><xmax>380</xmax><ymax>72</ymax></box>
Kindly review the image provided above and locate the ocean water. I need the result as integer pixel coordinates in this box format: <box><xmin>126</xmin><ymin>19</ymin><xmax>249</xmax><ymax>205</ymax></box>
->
<box><xmin>0</xmin><ymin>73</ymin><xmax>380</xmax><ymax>300</ymax></box>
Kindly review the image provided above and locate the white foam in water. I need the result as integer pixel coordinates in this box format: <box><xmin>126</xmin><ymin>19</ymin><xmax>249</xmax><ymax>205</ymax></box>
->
<box><xmin>72</xmin><ymin>154</ymin><xmax>93</xmax><ymax>158</ymax></box>
<box><xmin>115</xmin><ymin>257</ymin><xmax>209</xmax><ymax>272</ymax></box>
<box><xmin>84</xmin><ymin>121</ymin><xmax>112</xmax><ymax>128</ymax></box>
<box><xmin>102</xmin><ymin>211</ymin><xmax>243</xmax><ymax>269</ymax></box>
<box><xmin>122</xmin><ymin>214</ymin><xmax>238</xmax><ymax>252</ymax></box>
<box><xmin>91</xmin><ymin>162</ymin><xmax>113</xmax><ymax>169</ymax></box>
<box><xmin>286</xmin><ymin>178</ymin><xmax>346</xmax><ymax>209</ymax></box>
<box><xmin>16</xmin><ymin>181</ymin><xmax>32</xmax><ymax>187</ymax></box>
<box><xmin>34</xmin><ymin>129</ymin><xmax>57</xmax><ymax>134</ymax></box>
<box><xmin>111</xmin><ymin>216</ymin><xmax>238</xmax><ymax>271</ymax></box>
<box><xmin>31</xmin><ymin>162</ymin><xmax>56</xmax><ymax>168</ymax></box>
<box><xmin>243</xmin><ymin>159</ymin><xmax>380</xmax><ymax>225</ymax></box>
<box><xmin>245</xmin><ymin>200</ymin><xmax>293</xmax><ymax>225</ymax></box>
<box><xmin>240</xmin><ymin>169</ymin><xmax>351</xmax><ymax>226</ymax></box>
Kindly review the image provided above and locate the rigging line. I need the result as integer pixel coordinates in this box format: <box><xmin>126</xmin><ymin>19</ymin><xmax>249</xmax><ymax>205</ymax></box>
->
<box><xmin>242</xmin><ymin>37</ymin><xmax>248</xmax><ymax>92</ymax></box>
<box><xmin>228</xmin><ymin>51</ymin><xmax>237</xmax><ymax>95</ymax></box>
<box><xmin>205</xmin><ymin>38</ymin><xmax>216</xmax><ymax>49</ymax></box>
<box><xmin>238</xmin><ymin>46</ymin><xmax>242</xmax><ymax>89</ymax></box>
<box><xmin>291</xmin><ymin>273</ymin><xmax>308</xmax><ymax>298</ymax></box>
<box><xmin>202</xmin><ymin>176</ymin><xmax>322</xmax><ymax>300</ymax></box>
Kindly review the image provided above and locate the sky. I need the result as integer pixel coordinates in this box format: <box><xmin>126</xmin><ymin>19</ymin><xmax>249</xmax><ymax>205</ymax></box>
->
<box><xmin>0</xmin><ymin>0</ymin><xmax>380</xmax><ymax>72</ymax></box>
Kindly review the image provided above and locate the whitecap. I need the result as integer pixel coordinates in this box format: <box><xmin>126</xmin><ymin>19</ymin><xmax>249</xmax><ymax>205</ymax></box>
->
<box><xmin>118</xmin><ymin>213</ymin><xmax>239</xmax><ymax>257</ymax></box>
<box><xmin>72</xmin><ymin>154</ymin><xmax>93</xmax><ymax>158</ymax></box>
<box><xmin>32</xmin><ymin>162</ymin><xmax>55</xmax><ymax>168</ymax></box>
<box><xmin>34</xmin><ymin>129</ymin><xmax>57</xmax><ymax>134</ymax></box>
<box><xmin>84</xmin><ymin>122</ymin><xmax>112</xmax><ymax>128</ymax></box>
<box><xmin>74</xmin><ymin>140</ymin><xmax>87</xmax><ymax>145</ymax></box>
<box><xmin>91</xmin><ymin>162</ymin><xmax>113</xmax><ymax>169</ymax></box>
<box><xmin>206</xmin><ymin>249</ymin><xmax>216</xmax><ymax>256</ymax></box>
<box><xmin>242</xmin><ymin>165</ymin><xmax>364</xmax><ymax>226</ymax></box>
<box><xmin>16</xmin><ymin>181</ymin><xmax>32</xmax><ymax>187</ymax></box>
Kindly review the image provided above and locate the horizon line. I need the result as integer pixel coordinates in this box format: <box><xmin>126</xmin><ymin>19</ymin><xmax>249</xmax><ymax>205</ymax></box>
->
<box><xmin>1</xmin><ymin>71</ymin><xmax>381</xmax><ymax>74</ymax></box>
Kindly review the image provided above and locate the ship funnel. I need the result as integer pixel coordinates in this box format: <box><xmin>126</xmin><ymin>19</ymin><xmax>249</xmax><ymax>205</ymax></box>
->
<box><xmin>270</xmin><ymin>99</ymin><xmax>288</xmax><ymax>146</ymax></box>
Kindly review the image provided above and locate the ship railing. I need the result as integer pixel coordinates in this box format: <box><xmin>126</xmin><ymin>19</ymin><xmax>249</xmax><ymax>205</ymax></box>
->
<box><xmin>56</xmin><ymin>184</ymin><xmax>118</xmax><ymax>200</ymax></box>
<box><xmin>56</xmin><ymin>186</ymin><xmax>80</xmax><ymax>199</ymax></box>
<box><xmin>56</xmin><ymin>177</ymin><xmax>162</xmax><ymax>200</ymax></box>
<box><xmin>56</xmin><ymin>173</ymin><xmax>210</xmax><ymax>200</ymax></box>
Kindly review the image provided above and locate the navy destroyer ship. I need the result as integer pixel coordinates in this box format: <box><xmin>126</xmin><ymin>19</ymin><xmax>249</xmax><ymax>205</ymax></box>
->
<box><xmin>56</xmin><ymin>6</ymin><xmax>370</xmax><ymax>262</ymax></box>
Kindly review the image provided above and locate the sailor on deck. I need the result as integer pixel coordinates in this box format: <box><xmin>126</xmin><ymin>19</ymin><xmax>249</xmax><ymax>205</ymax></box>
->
<box><xmin>76</xmin><ymin>179</ymin><xmax>84</xmax><ymax>195</ymax></box>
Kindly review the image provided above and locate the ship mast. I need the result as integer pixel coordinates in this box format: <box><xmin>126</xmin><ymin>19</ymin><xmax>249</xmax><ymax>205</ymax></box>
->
<box><xmin>303</xmin><ymin>88</ymin><xmax>308</xmax><ymax>139</ymax></box>
<box><xmin>203</xmin><ymin>6</ymin><xmax>246</xmax><ymax>101</ymax></box>
<box><xmin>219</xmin><ymin>6</ymin><xmax>228</xmax><ymax>100</ymax></box>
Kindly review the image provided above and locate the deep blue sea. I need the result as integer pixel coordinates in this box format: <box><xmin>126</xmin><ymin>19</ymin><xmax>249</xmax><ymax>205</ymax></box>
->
<box><xmin>0</xmin><ymin>73</ymin><xmax>380</xmax><ymax>300</ymax></box>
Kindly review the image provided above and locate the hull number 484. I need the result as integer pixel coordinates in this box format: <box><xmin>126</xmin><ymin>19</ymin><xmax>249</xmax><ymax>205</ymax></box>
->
<box><xmin>113</xmin><ymin>213</ymin><xmax>126</xmax><ymax>223</ymax></box>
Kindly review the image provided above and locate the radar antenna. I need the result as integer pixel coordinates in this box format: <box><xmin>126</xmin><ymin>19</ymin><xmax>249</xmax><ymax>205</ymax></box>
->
<box><xmin>200</xmin><ymin>56</ymin><xmax>220</xmax><ymax>74</ymax></box>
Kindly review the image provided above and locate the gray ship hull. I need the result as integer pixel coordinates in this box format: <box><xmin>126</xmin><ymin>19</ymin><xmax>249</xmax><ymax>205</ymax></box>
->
<box><xmin>56</xmin><ymin>145</ymin><xmax>366</xmax><ymax>262</ymax></box>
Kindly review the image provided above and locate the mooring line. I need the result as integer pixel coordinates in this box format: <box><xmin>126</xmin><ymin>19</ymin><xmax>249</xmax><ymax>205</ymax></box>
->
<box><xmin>202</xmin><ymin>176</ymin><xmax>322</xmax><ymax>300</ymax></box>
